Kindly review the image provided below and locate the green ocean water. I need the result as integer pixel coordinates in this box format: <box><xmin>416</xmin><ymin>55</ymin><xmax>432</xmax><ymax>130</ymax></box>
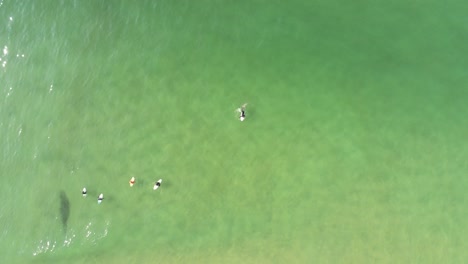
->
<box><xmin>1</xmin><ymin>0</ymin><xmax>468</xmax><ymax>263</ymax></box>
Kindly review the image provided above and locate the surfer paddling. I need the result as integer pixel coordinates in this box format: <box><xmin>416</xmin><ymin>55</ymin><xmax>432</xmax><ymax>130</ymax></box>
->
<box><xmin>236</xmin><ymin>103</ymin><xmax>247</xmax><ymax>121</ymax></box>
<box><xmin>153</xmin><ymin>179</ymin><xmax>162</xmax><ymax>190</ymax></box>
<box><xmin>98</xmin><ymin>193</ymin><xmax>104</xmax><ymax>204</ymax></box>
<box><xmin>129</xmin><ymin>177</ymin><xmax>135</xmax><ymax>187</ymax></box>
<box><xmin>82</xmin><ymin>187</ymin><xmax>87</xmax><ymax>197</ymax></box>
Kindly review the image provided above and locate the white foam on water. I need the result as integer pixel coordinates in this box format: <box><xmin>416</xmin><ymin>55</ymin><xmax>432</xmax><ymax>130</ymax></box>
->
<box><xmin>32</xmin><ymin>238</ymin><xmax>57</xmax><ymax>256</ymax></box>
<box><xmin>83</xmin><ymin>220</ymin><xmax>111</xmax><ymax>245</ymax></box>
<box><xmin>31</xmin><ymin>219</ymin><xmax>110</xmax><ymax>257</ymax></box>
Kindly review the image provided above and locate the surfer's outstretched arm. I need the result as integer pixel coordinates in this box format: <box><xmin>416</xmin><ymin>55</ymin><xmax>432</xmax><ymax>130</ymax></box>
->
<box><xmin>235</xmin><ymin>103</ymin><xmax>247</xmax><ymax>112</ymax></box>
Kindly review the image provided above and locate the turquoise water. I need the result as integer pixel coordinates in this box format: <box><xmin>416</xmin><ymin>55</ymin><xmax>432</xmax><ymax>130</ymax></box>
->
<box><xmin>1</xmin><ymin>0</ymin><xmax>468</xmax><ymax>263</ymax></box>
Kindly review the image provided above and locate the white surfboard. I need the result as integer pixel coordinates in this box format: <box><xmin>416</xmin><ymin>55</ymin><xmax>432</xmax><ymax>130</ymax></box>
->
<box><xmin>153</xmin><ymin>179</ymin><xmax>162</xmax><ymax>190</ymax></box>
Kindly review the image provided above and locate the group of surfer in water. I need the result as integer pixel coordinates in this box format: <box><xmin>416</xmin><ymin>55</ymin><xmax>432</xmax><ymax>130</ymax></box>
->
<box><xmin>81</xmin><ymin>178</ymin><xmax>163</xmax><ymax>204</ymax></box>
<box><xmin>80</xmin><ymin>103</ymin><xmax>248</xmax><ymax>204</ymax></box>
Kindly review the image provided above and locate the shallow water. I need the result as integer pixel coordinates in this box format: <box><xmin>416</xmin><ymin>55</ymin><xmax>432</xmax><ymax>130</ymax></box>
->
<box><xmin>1</xmin><ymin>0</ymin><xmax>468</xmax><ymax>263</ymax></box>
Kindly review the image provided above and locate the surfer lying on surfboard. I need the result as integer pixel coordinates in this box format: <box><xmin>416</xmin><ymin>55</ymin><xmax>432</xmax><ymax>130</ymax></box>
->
<box><xmin>153</xmin><ymin>179</ymin><xmax>162</xmax><ymax>190</ymax></box>
<box><xmin>236</xmin><ymin>103</ymin><xmax>247</xmax><ymax>121</ymax></box>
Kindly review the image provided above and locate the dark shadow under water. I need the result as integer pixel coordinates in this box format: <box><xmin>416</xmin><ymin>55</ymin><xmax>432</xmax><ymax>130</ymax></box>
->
<box><xmin>59</xmin><ymin>191</ymin><xmax>70</xmax><ymax>234</ymax></box>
